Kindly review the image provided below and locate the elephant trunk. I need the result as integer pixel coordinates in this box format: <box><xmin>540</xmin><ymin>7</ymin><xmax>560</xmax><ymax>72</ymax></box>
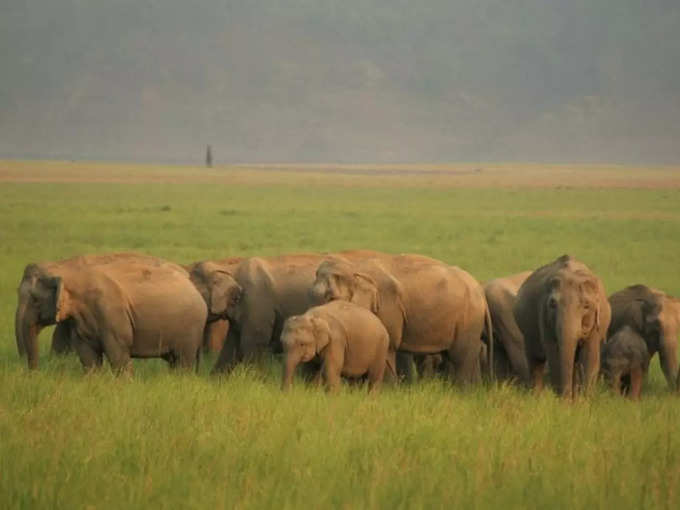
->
<box><xmin>15</xmin><ymin>298</ymin><xmax>28</xmax><ymax>357</ymax></box>
<box><xmin>20</xmin><ymin>306</ymin><xmax>42</xmax><ymax>370</ymax></box>
<box><xmin>556</xmin><ymin>312</ymin><xmax>578</xmax><ymax>398</ymax></box>
<box><xmin>308</xmin><ymin>282</ymin><xmax>326</xmax><ymax>306</ymax></box>
<box><xmin>281</xmin><ymin>351</ymin><xmax>302</xmax><ymax>391</ymax></box>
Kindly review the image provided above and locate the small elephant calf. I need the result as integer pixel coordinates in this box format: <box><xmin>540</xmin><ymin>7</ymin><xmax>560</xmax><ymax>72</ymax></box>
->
<box><xmin>281</xmin><ymin>300</ymin><xmax>392</xmax><ymax>392</ymax></box>
<box><xmin>601</xmin><ymin>325</ymin><xmax>651</xmax><ymax>399</ymax></box>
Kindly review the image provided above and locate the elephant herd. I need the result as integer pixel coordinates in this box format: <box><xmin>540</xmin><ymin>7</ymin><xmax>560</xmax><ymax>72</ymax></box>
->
<box><xmin>14</xmin><ymin>250</ymin><xmax>680</xmax><ymax>398</ymax></box>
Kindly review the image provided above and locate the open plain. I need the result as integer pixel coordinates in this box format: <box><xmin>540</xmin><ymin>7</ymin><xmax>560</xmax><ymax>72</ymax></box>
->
<box><xmin>1</xmin><ymin>161</ymin><xmax>679</xmax><ymax>509</ymax></box>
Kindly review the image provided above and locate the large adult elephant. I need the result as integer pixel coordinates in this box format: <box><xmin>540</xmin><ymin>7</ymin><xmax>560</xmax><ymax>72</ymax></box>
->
<box><xmin>513</xmin><ymin>255</ymin><xmax>611</xmax><ymax>398</ymax></box>
<box><xmin>483</xmin><ymin>271</ymin><xmax>532</xmax><ymax>383</ymax></box>
<box><xmin>190</xmin><ymin>251</ymin><xmax>386</xmax><ymax>374</ymax></box>
<box><xmin>15</xmin><ymin>256</ymin><xmax>207</xmax><ymax>371</ymax></box>
<box><xmin>15</xmin><ymin>252</ymin><xmax>187</xmax><ymax>360</ymax></box>
<box><xmin>608</xmin><ymin>285</ymin><xmax>680</xmax><ymax>391</ymax></box>
<box><xmin>310</xmin><ymin>254</ymin><xmax>492</xmax><ymax>385</ymax></box>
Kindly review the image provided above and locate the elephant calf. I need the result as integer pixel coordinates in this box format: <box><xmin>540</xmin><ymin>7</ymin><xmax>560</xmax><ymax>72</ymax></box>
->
<box><xmin>281</xmin><ymin>300</ymin><xmax>391</xmax><ymax>393</ymax></box>
<box><xmin>601</xmin><ymin>325</ymin><xmax>651</xmax><ymax>399</ymax></box>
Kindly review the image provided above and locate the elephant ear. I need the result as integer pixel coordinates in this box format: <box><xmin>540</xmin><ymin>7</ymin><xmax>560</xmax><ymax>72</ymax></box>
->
<box><xmin>39</xmin><ymin>275</ymin><xmax>68</xmax><ymax>322</ymax></box>
<box><xmin>209</xmin><ymin>271</ymin><xmax>242</xmax><ymax>317</ymax></box>
<box><xmin>352</xmin><ymin>272</ymin><xmax>380</xmax><ymax>314</ymax></box>
<box><xmin>310</xmin><ymin>317</ymin><xmax>332</xmax><ymax>353</ymax></box>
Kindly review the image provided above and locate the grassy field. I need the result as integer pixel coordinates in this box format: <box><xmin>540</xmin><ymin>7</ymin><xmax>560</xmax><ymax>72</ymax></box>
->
<box><xmin>1</xmin><ymin>160</ymin><xmax>679</xmax><ymax>509</ymax></box>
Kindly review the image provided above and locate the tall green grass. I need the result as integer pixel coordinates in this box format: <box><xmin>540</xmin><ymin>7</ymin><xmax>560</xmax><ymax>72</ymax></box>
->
<box><xmin>1</xmin><ymin>165</ymin><xmax>679</xmax><ymax>508</ymax></box>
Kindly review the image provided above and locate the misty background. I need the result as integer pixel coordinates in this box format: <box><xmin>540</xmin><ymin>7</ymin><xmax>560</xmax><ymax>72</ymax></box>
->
<box><xmin>1</xmin><ymin>0</ymin><xmax>679</xmax><ymax>165</ymax></box>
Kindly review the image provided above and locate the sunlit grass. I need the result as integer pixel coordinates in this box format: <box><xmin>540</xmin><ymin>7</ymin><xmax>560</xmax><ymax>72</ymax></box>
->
<box><xmin>1</xmin><ymin>161</ymin><xmax>679</xmax><ymax>508</ymax></box>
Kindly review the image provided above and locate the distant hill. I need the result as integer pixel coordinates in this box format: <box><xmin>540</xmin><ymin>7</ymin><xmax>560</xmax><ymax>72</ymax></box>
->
<box><xmin>1</xmin><ymin>0</ymin><xmax>679</xmax><ymax>164</ymax></box>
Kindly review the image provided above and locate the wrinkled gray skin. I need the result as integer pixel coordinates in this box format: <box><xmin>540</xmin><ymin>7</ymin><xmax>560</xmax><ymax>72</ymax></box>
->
<box><xmin>281</xmin><ymin>300</ymin><xmax>392</xmax><ymax>392</ymax></box>
<box><xmin>483</xmin><ymin>271</ymin><xmax>532</xmax><ymax>383</ymax></box>
<box><xmin>310</xmin><ymin>255</ymin><xmax>492</xmax><ymax>385</ymax></box>
<box><xmin>190</xmin><ymin>251</ymin><xmax>386</xmax><ymax>374</ymax></box>
<box><xmin>601</xmin><ymin>325</ymin><xmax>650</xmax><ymax>399</ymax></box>
<box><xmin>514</xmin><ymin>255</ymin><xmax>611</xmax><ymax>398</ymax></box>
<box><xmin>15</xmin><ymin>253</ymin><xmax>186</xmax><ymax>362</ymax></box>
<box><xmin>16</xmin><ymin>256</ymin><xmax>207</xmax><ymax>372</ymax></box>
<box><xmin>608</xmin><ymin>285</ymin><xmax>680</xmax><ymax>391</ymax></box>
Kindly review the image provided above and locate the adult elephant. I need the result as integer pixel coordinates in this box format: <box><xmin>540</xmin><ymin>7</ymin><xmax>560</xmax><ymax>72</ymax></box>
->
<box><xmin>15</xmin><ymin>256</ymin><xmax>207</xmax><ymax>371</ymax></box>
<box><xmin>184</xmin><ymin>257</ymin><xmax>244</xmax><ymax>354</ymax></box>
<box><xmin>191</xmin><ymin>251</ymin><xmax>386</xmax><ymax>374</ymax></box>
<box><xmin>483</xmin><ymin>271</ymin><xmax>532</xmax><ymax>383</ymax></box>
<box><xmin>310</xmin><ymin>254</ymin><xmax>492</xmax><ymax>385</ymax></box>
<box><xmin>514</xmin><ymin>255</ymin><xmax>611</xmax><ymax>398</ymax></box>
<box><xmin>608</xmin><ymin>285</ymin><xmax>680</xmax><ymax>391</ymax></box>
<box><xmin>15</xmin><ymin>252</ymin><xmax>187</xmax><ymax>360</ymax></box>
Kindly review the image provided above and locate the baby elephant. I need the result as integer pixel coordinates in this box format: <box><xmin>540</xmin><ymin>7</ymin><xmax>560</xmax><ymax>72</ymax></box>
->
<box><xmin>281</xmin><ymin>300</ymin><xmax>392</xmax><ymax>392</ymax></box>
<box><xmin>601</xmin><ymin>325</ymin><xmax>651</xmax><ymax>399</ymax></box>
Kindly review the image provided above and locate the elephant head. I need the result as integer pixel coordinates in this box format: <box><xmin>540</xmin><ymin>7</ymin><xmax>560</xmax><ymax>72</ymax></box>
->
<box><xmin>280</xmin><ymin>315</ymin><xmax>331</xmax><ymax>390</ymax></box>
<box><xmin>15</xmin><ymin>264</ymin><xmax>72</xmax><ymax>369</ymax></box>
<box><xmin>539</xmin><ymin>270</ymin><xmax>603</xmax><ymax>397</ymax></box>
<box><xmin>609</xmin><ymin>285</ymin><xmax>679</xmax><ymax>390</ymax></box>
<box><xmin>188</xmin><ymin>261</ymin><xmax>243</xmax><ymax>321</ymax></box>
<box><xmin>310</xmin><ymin>259</ymin><xmax>380</xmax><ymax>313</ymax></box>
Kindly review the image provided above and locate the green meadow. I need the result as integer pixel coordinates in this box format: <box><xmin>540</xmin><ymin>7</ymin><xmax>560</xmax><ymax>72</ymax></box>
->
<box><xmin>1</xmin><ymin>162</ymin><xmax>679</xmax><ymax>509</ymax></box>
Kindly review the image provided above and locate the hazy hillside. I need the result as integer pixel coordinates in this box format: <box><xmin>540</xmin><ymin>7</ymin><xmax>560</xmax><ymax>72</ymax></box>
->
<box><xmin>1</xmin><ymin>0</ymin><xmax>679</xmax><ymax>164</ymax></box>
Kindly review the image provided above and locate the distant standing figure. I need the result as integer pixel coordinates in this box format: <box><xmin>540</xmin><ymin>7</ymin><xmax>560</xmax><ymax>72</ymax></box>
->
<box><xmin>205</xmin><ymin>145</ymin><xmax>213</xmax><ymax>168</ymax></box>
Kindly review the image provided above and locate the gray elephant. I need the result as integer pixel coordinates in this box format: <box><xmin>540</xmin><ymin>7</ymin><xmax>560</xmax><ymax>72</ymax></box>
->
<box><xmin>188</xmin><ymin>251</ymin><xmax>385</xmax><ymax>374</ymax></box>
<box><xmin>15</xmin><ymin>252</ymin><xmax>189</xmax><ymax>361</ymax></box>
<box><xmin>186</xmin><ymin>258</ymin><xmax>244</xmax><ymax>354</ymax></box>
<box><xmin>16</xmin><ymin>256</ymin><xmax>207</xmax><ymax>372</ymax></box>
<box><xmin>514</xmin><ymin>255</ymin><xmax>611</xmax><ymax>398</ymax></box>
<box><xmin>483</xmin><ymin>271</ymin><xmax>532</xmax><ymax>383</ymax></box>
<box><xmin>310</xmin><ymin>254</ymin><xmax>492</xmax><ymax>385</ymax></box>
<box><xmin>608</xmin><ymin>285</ymin><xmax>679</xmax><ymax>391</ymax></box>
<box><xmin>281</xmin><ymin>300</ymin><xmax>392</xmax><ymax>392</ymax></box>
<box><xmin>601</xmin><ymin>325</ymin><xmax>650</xmax><ymax>399</ymax></box>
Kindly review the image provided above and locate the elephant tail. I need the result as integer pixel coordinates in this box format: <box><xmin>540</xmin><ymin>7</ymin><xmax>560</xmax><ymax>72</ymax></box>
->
<box><xmin>385</xmin><ymin>353</ymin><xmax>398</xmax><ymax>380</ymax></box>
<box><xmin>484</xmin><ymin>303</ymin><xmax>494</xmax><ymax>382</ymax></box>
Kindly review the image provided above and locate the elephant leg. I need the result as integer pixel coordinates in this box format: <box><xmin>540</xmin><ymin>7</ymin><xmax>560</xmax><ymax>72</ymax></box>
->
<box><xmin>162</xmin><ymin>352</ymin><xmax>178</xmax><ymax>368</ymax></box>
<box><xmin>239</xmin><ymin>317</ymin><xmax>274</xmax><ymax>365</ymax></box>
<box><xmin>321</xmin><ymin>360</ymin><xmax>342</xmax><ymax>393</ymax></box>
<box><xmin>658</xmin><ymin>338</ymin><xmax>678</xmax><ymax>391</ymax></box>
<box><xmin>74</xmin><ymin>339</ymin><xmax>103</xmax><ymax>373</ymax></box>
<box><xmin>51</xmin><ymin>322</ymin><xmax>73</xmax><ymax>355</ymax></box>
<box><xmin>611</xmin><ymin>371</ymin><xmax>622</xmax><ymax>396</ymax></box>
<box><xmin>580</xmin><ymin>339</ymin><xmax>601</xmax><ymax>396</ymax></box>
<box><xmin>174</xmin><ymin>345</ymin><xmax>199</xmax><ymax>371</ymax></box>
<box><xmin>629</xmin><ymin>366</ymin><xmax>643</xmax><ymax>400</ymax></box>
<box><xmin>322</xmin><ymin>343</ymin><xmax>344</xmax><ymax>393</ymax></box>
<box><xmin>528</xmin><ymin>357</ymin><xmax>546</xmax><ymax>393</ymax></box>
<box><xmin>203</xmin><ymin>319</ymin><xmax>229</xmax><ymax>354</ymax></box>
<box><xmin>448</xmin><ymin>338</ymin><xmax>482</xmax><ymax>386</ymax></box>
<box><xmin>396</xmin><ymin>352</ymin><xmax>416</xmax><ymax>383</ymax></box>
<box><xmin>367</xmin><ymin>356</ymin><xmax>386</xmax><ymax>394</ymax></box>
<box><xmin>212</xmin><ymin>326</ymin><xmax>241</xmax><ymax>374</ymax></box>
<box><xmin>504</xmin><ymin>337</ymin><xmax>530</xmax><ymax>384</ymax></box>
<box><xmin>101</xmin><ymin>333</ymin><xmax>133</xmax><ymax>376</ymax></box>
